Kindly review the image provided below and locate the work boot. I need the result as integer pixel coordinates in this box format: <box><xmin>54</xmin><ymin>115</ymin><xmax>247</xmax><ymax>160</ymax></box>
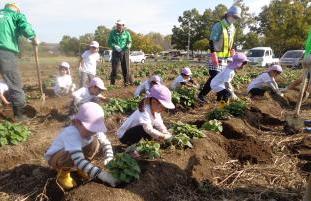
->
<box><xmin>13</xmin><ymin>106</ymin><xmax>30</xmax><ymax>122</ymax></box>
<box><xmin>305</xmin><ymin>120</ymin><xmax>311</xmax><ymax>127</ymax></box>
<box><xmin>57</xmin><ymin>169</ymin><xmax>77</xmax><ymax>190</ymax></box>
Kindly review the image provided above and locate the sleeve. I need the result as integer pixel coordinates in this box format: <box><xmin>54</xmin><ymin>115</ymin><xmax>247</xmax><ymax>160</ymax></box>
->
<box><xmin>142</xmin><ymin>123</ymin><xmax>168</xmax><ymax>140</ymax></box>
<box><xmin>108</xmin><ymin>31</ymin><xmax>114</xmax><ymax>49</ymax></box>
<box><xmin>268</xmin><ymin>79</ymin><xmax>281</xmax><ymax>94</ymax></box>
<box><xmin>305</xmin><ymin>29</ymin><xmax>311</xmax><ymax>56</ymax></box>
<box><xmin>16</xmin><ymin>13</ymin><xmax>36</xmax><ymax>39</ymax></box>
<box><xmin>210</xmin><ymin>23</ymin><xmax>222</xmax><ymax>42</ymax></box>
<box><xmin>72</xmin><ymin>89</ymin><xmax>83</xmax><ymax>105</ymax></box>
<box><xmin>81</xmin><ymin>51</ymin><xmax>88</xmax><ymax>59</ymax></box>
<box><xmin>127</xmin><ymin>31</ymin><xmax>132</xmax><ymax>43</ymax></box>
<box><xmin>153</xmin><ymin>114</ymin><xmax>169</xmax><ymax>134</ymax></box>
<box><xmin>97</xmin><ymin>132</ymin><xmax>113</xmax><ymax>163</ymax></box>
<box><xmin>70</xmin><ymin>150</ymin><xmax>102</xmax><ymax>178</ymax></box>
<box><xmin>96</xmin><ymin>53</ymin><xmax>100</xmax><ymax>61</ymax></box>
<box><xmin>134</xmin><ymin>82</ymin><xmax>145</xmax><ymax>97</ymax></box>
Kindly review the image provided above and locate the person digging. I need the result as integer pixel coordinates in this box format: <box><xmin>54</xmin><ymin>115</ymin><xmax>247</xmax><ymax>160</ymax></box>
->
<box><xmin>0</xmin><ymin>3</ymin><xmax>39</xmax><ymax>121</ymax></box>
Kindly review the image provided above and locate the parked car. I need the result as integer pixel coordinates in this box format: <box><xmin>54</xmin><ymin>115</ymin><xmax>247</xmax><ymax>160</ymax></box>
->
<box><xmin>247</xmin><ymin>47</ymin><xmax>279</xmax><ymax>67</ymax></box>
<box><xmin>130</xmin><ymin>51</ymin><xmax>146</xmax><ymax>63</ymax></box>
<box><xmin>280</xmin><ymin>50</ymin><xmax>305</xmax><ymax>68</ymax></box>
<box><xmin>103</xmin><ymin>50</ymin><xmax>112</xmax><ymax>62</ymax></box>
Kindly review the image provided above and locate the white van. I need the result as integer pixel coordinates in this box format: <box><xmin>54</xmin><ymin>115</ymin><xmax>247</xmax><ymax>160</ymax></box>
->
<box><xmin>247</xmin><ymin>47</ymin><xmax>279</xmax><ymax>67</ymax></box>
<box><xmin>103</xmin><ymin>50</ymin><xmax>112</xmax><ymax>62</ymax></box>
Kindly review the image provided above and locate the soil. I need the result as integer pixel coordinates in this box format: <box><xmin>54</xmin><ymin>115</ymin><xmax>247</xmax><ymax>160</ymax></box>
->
<box><xmin>0</xmin><ymin>60</ymin><xmax>310</xmax><ymax>201</ymax></box>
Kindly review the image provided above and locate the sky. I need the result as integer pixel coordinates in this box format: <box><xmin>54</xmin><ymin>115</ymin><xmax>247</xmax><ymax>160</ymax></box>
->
<box><xmin>1</xmin><ymin>0</ymin><xmax>271</xmax><ymax>43</ymax></box>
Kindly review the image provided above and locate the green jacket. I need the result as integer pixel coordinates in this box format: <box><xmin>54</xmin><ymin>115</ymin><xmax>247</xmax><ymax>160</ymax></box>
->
<box><xmin>305</xmin><ymin>29</ymin><xmax>311</xmax><ymax>57</ymax></box>
<box><xmin>108</xmin><ymin>29</ymin><xmax>132</xmax><ymax>51</ymax></box>
<box><xmin>0</xmin><ymin>8</ymin><xmax>36</xmax><ymax>53</ymax></box>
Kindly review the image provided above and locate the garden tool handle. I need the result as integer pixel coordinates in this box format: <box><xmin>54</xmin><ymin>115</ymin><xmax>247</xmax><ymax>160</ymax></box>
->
<box><xmin>33</xmin><ymin>45</ymin><xmax>44</xmax><ymax>96</ymax></box>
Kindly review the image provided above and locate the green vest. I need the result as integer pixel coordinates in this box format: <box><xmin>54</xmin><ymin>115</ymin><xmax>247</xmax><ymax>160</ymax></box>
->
<box><xmin>217</xmin><ymin>20</ymin><xmax>235</xmax><ymax>58</ymax></box>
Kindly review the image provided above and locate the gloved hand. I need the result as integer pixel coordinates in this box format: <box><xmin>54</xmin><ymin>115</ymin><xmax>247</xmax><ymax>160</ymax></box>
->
<box><xmin>103</xmin><ymin>157</ymin><xmax>113</xmax><ymax>166</ymax></box>
<box><xmin>32</xmin><ymin>37</ymin><xmax>40</xmax><ymax>46</ymax></box>
<box><xmin>114</xmin><ymin>45</ymin><xmax>122</xmax><ymax>52</ymax></box>
<box><xmin>279</xmin><ymin>87</ymin><xmax>288</xmax><ymax>92</ymax></box>
<box><xmin>163</xmin><ymin>133</ymin><xmax>172</xmax><ymax>140</ymax></box>
<box><xmin>127</xmin><ymin>43</ymin><xmax>132</xmax><ymax>49</ymax></box>
<box><xmin>278</xmin><ymin>92</ymin><xmax>284</xmax><ymax>97</ymax></box>
<box><xmin>97</xmin><ymin>171</ymin><xmax>118</xmax><ymax>187</ymax></box>
<box><xmin>210</xmin><ymin>52</ymin><xmax>219</xmax><ymax>66</ymax></box>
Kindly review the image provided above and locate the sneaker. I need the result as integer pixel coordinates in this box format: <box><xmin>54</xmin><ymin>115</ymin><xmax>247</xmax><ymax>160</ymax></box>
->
<box><xmin>197</xmin><ymin>95</ymin><xmax>207</xmax><ymax>103</ymax></box>
<box><xmin>305</xmin><ymin>120</ymin><xmax>311</xmax><ymax>127</ymax></box>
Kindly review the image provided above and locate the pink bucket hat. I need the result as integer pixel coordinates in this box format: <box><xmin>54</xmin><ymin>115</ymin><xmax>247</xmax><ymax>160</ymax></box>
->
<box><xmin>182</xmin><ymin>67</ymin><xmax>192</xmax><ymax>76</ymax></box>
<box><xmin>267</xmin><ymin>64</ymin><xmax>283</xmax><ymax>73</ymax></box>
<box><xmin>228</xmin><ymin>53</ymin><xmax>249</xmax><ymax>69</ymax></box>
<box><xmin>74</xmin><ymin>102</ymin><xmax>107</xmax><ymax>133</ymax></box>
<box><xmin>89</xmin><ymin>77</ymin><xmax>106</xmax><ymax>90</ymax></box>
<box><xmin>149</xmin><ymin>85</ymin><xmax>175</xmax><ymax>109</ymax></box>
<box><xmin>149</xmin><ymin>75</ymin><xmax>162</xmax><ymax>84</ymax></box>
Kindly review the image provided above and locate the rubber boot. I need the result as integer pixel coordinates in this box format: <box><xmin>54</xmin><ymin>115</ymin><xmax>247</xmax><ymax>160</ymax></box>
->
<box><xmin>76</xmin><ymin>169</ymin><xmax>90</xmax><ymax>180</ymax></box>
<box><xmin>13</xmin><ymin>106</ymin><xmax>29</xmax><ymax>122</ymax></box>
<box><xmin>57</xmin><ymin>169</ymin><xmax>77</xmax><ymax>190</ymax></box>
<box><xmin>218</xmin><ymin>100</ymin><xmax>228</xmax><ymax>109</ymax></box>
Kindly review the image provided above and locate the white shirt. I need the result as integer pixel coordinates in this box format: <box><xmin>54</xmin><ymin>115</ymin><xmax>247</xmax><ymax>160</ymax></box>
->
<box><xmin>72</xmin><ymin>87</ymin><xmax>95</xmax><ymax>106</ymax></box>
<box><xmin>117</xmin><ymin>105</ymin><xmax>167</xmax><ymax>138</ymax></box>
<box><xmin>53</xmin><ymin>75</ymin><xmax>75</xmax><ymax>96</ymax></box>
<box><xmin>0</xmin><ymin>81</ymin><xmax>8</xmax><ymax>94</ymax></box>
<box><xmin>45</xmin><ymin>125</ymin><xmax>107</xmax><ymax>160</ymax></box>
<box><xmin>211</xmin><ymin>68</ymin><xmax>235</xmax><ymax>92</ymax></box>
<box><xmin>134</xmin><ymin>80</ymin><xmax>151</xmax><ymax>97</ymax></box>
<box><xmin>79</xmin><ymin>50</ymin><xmax>100</xmax><ymax>75</ymax></box>
<box><xmin>171</xmin><ymin>75</ymin><xmax>191</xmax><ymax>90</ymax></box>
<box><xmin>247</xmin><ymin>72</ymin><xmax>275</xmax><ymax>92</ymax></box>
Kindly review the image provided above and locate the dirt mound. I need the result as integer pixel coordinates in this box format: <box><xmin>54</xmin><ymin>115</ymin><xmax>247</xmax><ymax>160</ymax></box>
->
<box><xmin>222</xmin><ymin>119</ymin><xmax>273</xmax><ymax>164</ymax></box>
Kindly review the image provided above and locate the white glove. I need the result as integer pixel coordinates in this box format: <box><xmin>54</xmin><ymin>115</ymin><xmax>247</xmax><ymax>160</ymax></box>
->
<box><xmin>278</xmin><ymin>92</ymin><xmax>284</xmax><ymax>97</ymax></box>
<box><xmin>97</xmin><ymin>171</ymin><xmax>118</xmax><ymax>187</ymax></box>
<box><xmin>279</xmin><ymin>87</ymin><xmax>288</xmax><ymax>92</ymax></box>
<box><xmin>127</xmin><ymin>43</ymin><xmax>132</xmax><ymax>49</ymax></box>
<box><xmin>103</xmin><ymin>157</ymin><xmax>113</xmax><ymax>166</ymax></box>
<box><xmin>32</xmin><ymin>37</ymin><xmax>40</xmax><ymax>46</ymax></box>
<box><xmin>114</xmin><ymin>45</ymin><xmax>122</xmax><ymax>52</ymax></box>
<box><xmin>163</xmin><ymin>133</ymin><xmax>172</xmax><ymax>140</ymax></box>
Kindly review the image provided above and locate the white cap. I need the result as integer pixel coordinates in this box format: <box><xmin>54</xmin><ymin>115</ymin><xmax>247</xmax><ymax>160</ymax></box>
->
<box><xmin>59</xmin><ymin>61</ymin><xmax>70</xmax><ymax>69</ymax></box>
<box><xmin>90</xmin><ymin>41</ymin><xmax>99</xmax><ymax>48</ymax></box>
<box><xmin>116</xmin><ymin>19</ymin><xmax>125</xmax><ymax>25</ymax></box>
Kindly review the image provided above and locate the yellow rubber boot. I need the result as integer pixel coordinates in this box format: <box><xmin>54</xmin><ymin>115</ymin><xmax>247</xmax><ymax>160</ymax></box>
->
<box><xmin>76</xmin><ymin>169</ymin><xmax>91</xmax><ymax>180</ymax></box>
<box><xmin>218</xmin><ymin>100</ymin><xmax>228</xmax><ymax>109</ymax></box>
<box><xmin>57</xmin><ymin>169</ymin><xmax>77</xmax><ymax>190</ymax></box>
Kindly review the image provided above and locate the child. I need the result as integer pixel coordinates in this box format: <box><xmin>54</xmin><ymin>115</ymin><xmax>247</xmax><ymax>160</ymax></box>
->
<box><xmin>79</xmin><ymin>41</ymin><xmax>101</xmax><ymax>87</ymax></box>
<box><xmin>53</xmin><ymin>62</ymin><xmax>76</xmax><ymax>96</ymax></box>
<box><xmin>171</xmin><ymin>67</ymin><xmax>198</xmax><ymax>90</ymax></box>
<box><xmin>118</xmin><ymin>85</ymin><xmax>174</xmax><ymax>145</ymax></box>
<box><xmin>210</xmin><ymin>53</ymin><xmax>248</xmax><ymax>102</ymax></box>
<box><xmin>72</xmin><ymin>77</ymin><xmax>107</xmax><ymax>109</ymax></box>
<box><xmin>247</xmin><ymin>65</ymin><xmax>284</xmax><ymax>99</ymax></box>
<box><xmin>0</xmin><ymin>80</ymin><xmax>10</xmax><ymax>105</ymax></box>
<box><xmin>45</xmin><ymin>102</ymin><xmax>116</xmax><ymax>190</ymax></box>
<box><xmin>134</xmin><ymin>75</ymin><xmax>162</xmax><ymax>97</ymax></box>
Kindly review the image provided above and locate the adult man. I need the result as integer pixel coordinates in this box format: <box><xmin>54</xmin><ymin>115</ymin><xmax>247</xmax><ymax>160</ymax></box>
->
<box><xmin>108</xmin><ymin>20</ymin><xmax>132</xmax><ymax>86</ymax></box>
<box><xmin>0</xmin><ymin>3</ymin><xmax>38</xmax><ymax>121</ymax></box>
<box><xmin>198</xmin><ymin>6</ymin><xmax>241</xmax><ymax>103</ymax></box>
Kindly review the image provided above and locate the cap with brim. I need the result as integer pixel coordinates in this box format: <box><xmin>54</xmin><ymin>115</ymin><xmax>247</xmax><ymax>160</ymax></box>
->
<box><xmin>228</xmin><ymin>53</ymin><xmax>249</xmax><ymax>69</ymax></box>
<box><xmin>149</xmin><ymin>75</ymin><xmax>162</xmax><ymax>84</ymax></box>
<box><xmin>59</xmin><ymin>61</ymin><xmax>70</xmax><ymax>69</ymax></box>
<box><xmin>90</xmin><ymin>41</ymin><xmax>99</xmax><ymax>48</ymax></box>
<box><xmin>89</xmin><ymin>77</ymin><xmax>107</xmax><ymax>90</ymax></box>
<box><xmin>149</xmin><ymin>85</ymin><xmax>175</xmax><ymax>109</ymax></box>
<box><xmin>182</xmin><ymin>67</ymin><xmax>192</xmax><ymax>76</ymax></box>
<box><xmin>267</xmin><ymin>65</ymin><xmax>283</xmax><ymax>73</ymax></box>
<box><xmin>74</xmin><ymin>102</ymin><xmax>107</xmax><ymax>133</ymax></box>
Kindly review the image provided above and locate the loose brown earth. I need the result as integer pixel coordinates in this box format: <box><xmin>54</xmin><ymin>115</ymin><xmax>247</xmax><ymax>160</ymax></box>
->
<box><xmin>0</xmin><ymin>58</ymin><xmax>310</xmax><ymax>201</ymax></box>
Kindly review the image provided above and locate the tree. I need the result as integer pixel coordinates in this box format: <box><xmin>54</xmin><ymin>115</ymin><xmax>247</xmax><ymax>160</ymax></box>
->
<box><xmin>145</xmin><ymin>32</ymin><xmax>171</xmax><ymax>50</ymax></box>
<box><xmin>94</xmin><ymin>26</ymin><xmax>111</xmax><ymax>49</ymax></box>
<box><xmin>171</xmin><ymin>8</ymin><xmax>202</xmax><ymax>50</ymax></box>
<box><xmin>255</xmin><ymin>0</ymin><xmax>311</xmax><ymax>56</ymax></box>
<box><xmin>241</xmin><ymin>32</ymin><xmax>262</xmax><ymax>49</ymax></box>
<box><xmin>59</xmin><ymin>35</ymin><xmax>79</xmax><ymax>56</ymax></box>
<box><xmin>193</xmin><ymin>39</ymin><xmax>209</xmax><ymax>51</ymax></box>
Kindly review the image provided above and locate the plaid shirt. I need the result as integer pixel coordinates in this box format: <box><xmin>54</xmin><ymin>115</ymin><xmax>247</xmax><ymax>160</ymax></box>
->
<box><xmin>208</xmin><ymin>57</ymin><xmax>228</xmax><ymax>71</ymax></box>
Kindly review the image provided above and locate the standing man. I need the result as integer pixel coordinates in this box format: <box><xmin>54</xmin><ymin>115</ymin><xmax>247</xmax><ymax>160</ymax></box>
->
<box><xmin>198</xmin><ymin>6</ymin><xmax>241</xmax><ymax>103</ymax></box>
<box><xmin>108</xmin><ymin>20</ymin><xmax>132</xmax><ymax>86</ymax></box>
<box><xmin>0</xmin><ymin>3</ymin><xmax>38</xmax><ymax>121</ymax></box>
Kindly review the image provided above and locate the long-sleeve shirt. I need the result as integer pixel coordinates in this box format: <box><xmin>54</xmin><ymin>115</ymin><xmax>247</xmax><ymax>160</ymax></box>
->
<box><xmin>0</xmin><ymin>8</ymin><xmax>36</xmax><ymax>53</ymax></box>
<box><xmin>247</xmin><ymin>72</ymin><xmax>281</xmax><ymax>94</ymax></box>
<box><xmin>108</xmin><ymin>29</ymin><xmax>132</xmax><ymax>51</ymax></box>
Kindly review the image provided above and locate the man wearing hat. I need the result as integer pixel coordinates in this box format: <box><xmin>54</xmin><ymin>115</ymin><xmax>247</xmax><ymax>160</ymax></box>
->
<box><xmin>198</xmin><ymin>5</ymin><xmax>241</xmax><ymax>103</ymax></box>
<box><xmin>108</xmin><ymin>20</ymin><xmax>132</xmax><ymax>86</ymax></box>
<box><xmin>0</xmin><ymin>3</ymin><xmax>38</xmax><ymax>121</ymax></box>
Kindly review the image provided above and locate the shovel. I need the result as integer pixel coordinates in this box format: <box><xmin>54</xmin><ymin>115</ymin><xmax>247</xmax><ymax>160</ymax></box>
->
<box><xmin>33</xmin><ymin>45</ymin><xmax>45</xmax><ymax>102</ymax></box>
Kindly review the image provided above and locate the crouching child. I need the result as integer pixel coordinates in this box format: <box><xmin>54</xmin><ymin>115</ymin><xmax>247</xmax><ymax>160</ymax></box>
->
<box><xmin>118</xmin><ymin>85</ymin><xmax>174</xmax><ymax>145</ymax></box>
<box><xmin>45</xmin><ymin>102</ymin><xmax>116</xmax><ymax>190</ymax></box>
<box><xmin>171</xmin><ymin>67</ymin><xmax>198</xmax><ymax>90</ymax></box>
<box><xmin>210</xmin><ymin>53</ymin><xmax>248</xmax><ymax>102</ymax></box>
<box><xmin>134</xmin><ymin>75</ymin><xmax>162</xmax><ymax>97</ymax></box>
<box><xmin>53</xmin><ymin>62</ymin><xmax>76</xmax><ymax>96</ymax></box>
<box><xmin>247</xmin><ymin>65</ymin><xmax>284</xmax><ymax>99</ymax></box>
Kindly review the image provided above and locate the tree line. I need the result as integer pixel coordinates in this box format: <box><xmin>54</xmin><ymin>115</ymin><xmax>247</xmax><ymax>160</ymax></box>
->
<box><xmin>172</xmin><ymin>0</ymin><xmax>311</xmax><ymax>57</ymax></box>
